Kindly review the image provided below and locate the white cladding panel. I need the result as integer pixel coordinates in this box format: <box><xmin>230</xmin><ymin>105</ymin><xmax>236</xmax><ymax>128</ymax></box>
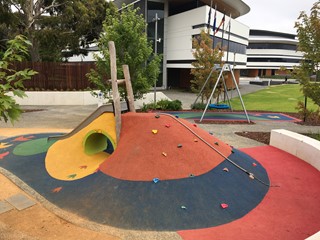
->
<box><xmin>247</xmin><ymin>49</ymin><xmax>303</xmax><ymax>58</ymax></box>
<box><xmin>166</xmin><ymin>6</ymin><xmax>249</xmax><ymax>64</ymax></box>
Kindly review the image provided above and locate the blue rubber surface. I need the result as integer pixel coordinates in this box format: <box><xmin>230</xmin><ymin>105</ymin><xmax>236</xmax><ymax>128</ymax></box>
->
<box><xmin>0</xmin><ymin>133</ymin><xmax>269</xmax><ymax>231</ymax></box>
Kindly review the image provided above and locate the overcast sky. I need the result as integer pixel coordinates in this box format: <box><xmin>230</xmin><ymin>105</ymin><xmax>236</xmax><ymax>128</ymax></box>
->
<box><xmin>238</xmin><ymin>0</ymin><xmax>316</xmax><ymax>34</ymax></box>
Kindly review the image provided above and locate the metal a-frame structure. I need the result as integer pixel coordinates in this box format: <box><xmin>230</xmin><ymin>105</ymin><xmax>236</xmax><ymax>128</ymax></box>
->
<box><xmin>194</xmin><ymin>63</ymin><xmax>250</xmax><ymax>123</ymax></box>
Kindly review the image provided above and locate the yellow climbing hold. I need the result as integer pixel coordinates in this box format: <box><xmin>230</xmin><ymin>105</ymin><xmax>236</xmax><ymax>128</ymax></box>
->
<box><xmin>0</xmin><ymin>142</ymin><xmax>12</xmax><ymax>149</ymax></box>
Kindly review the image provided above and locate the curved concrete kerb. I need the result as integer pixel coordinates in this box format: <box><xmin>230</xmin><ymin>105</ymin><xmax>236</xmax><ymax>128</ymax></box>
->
<box><xmin>270</xmin><ymin>129</ymin><xmax>320</xmax><ymax>171</ymax></box>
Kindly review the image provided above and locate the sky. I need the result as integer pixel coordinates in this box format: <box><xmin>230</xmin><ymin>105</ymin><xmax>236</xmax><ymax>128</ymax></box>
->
<box><xmin>238</xmin><ymin>0</ymin><xmax>316</xmax><ymax>34</ymax></box>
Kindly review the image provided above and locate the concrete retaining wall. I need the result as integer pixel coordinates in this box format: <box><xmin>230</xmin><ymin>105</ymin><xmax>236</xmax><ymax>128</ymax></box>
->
<box><xmin>10</xmin><ymin>91</ymin><xmax>98</xmax><ymax>105</ymax></box>
<box><xmin>270</xmin><ymin>129</ymin><xmax>320</xmax><ymax>171</ymax></box>
<box><xmin>8</xmin><ymin>91</ymin><xmax>171</xmax><ymax>108</ymax></box>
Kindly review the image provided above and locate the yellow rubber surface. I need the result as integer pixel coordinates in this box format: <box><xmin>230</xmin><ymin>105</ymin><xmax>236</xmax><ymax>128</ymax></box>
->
<box><xmin>45</xmin><ymin>113</ymin><xmax>117</xmax><ymax>181</ymax></box>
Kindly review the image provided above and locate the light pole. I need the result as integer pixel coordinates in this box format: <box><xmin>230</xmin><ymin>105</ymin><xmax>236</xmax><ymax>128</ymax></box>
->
<box><xmin>153</xmin><ymin>13</ymin><xmax>161</xmax><ymax>105</ymax></box>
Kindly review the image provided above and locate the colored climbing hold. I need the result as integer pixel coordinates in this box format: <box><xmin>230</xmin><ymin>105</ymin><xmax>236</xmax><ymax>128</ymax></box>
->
<box><xmin>252</xmin><ymin>163</ymin><xmax>257</xmax><ymax>167</ymax></box>
<box><xmin>177</xmin><ymin>144</ymin><xmax>182</xmax><ymax>148</ymax></box>
<box><xmin>209</xmin><ymin>132</ymin><xmax>213</xmax><ymax>135</ymax></box>
<box><xmin>79</xmin><ymin>165</ymin><xmax>87</xmax><ymax>169</ymax></box>
<box><xmin>175</xmin><ymin>115</ymin><xmax>179</xmax><ymax>118</ymax></box>
<box><xmin>155</xmin><ymin>114</ymin><xmax>160</xmax><ymax>118</ymax></box>
<box><xmin>189</xmin><ymin>174</ymin><xmax>195</xmax><ymax>178</ymax></box>
<box><xmin>249</xmin><ymin>173</ymin><xmax>255</xmax><ymax>180</ymax></box>
<box><xmin>152</xmin><ymin>130</ymin><xmax>158</xmax><ymax>134</ymax></box>
<box><xmin>193</xmin><ymin>124</ymin><xmax>197</xmax><ymax>127</ymax></box>
<box><xmin>0</xmin><ymin>143</ymin><xmax>12</xmax><ymax>149</ymax></box>
<box><xmin>231</xmin><ymin>150</ymin><xmax>235</xmax><ymax>154</ymax></box>
<box><xmin>153</xmin><ymin>178</ymin><xmax>160</xmax><ymax>183</ymax></box>
<box><xmin>162</xmin><ymin>152</ymin><xmax>167</xmax><ymax>157</ymax></box>
<box><xmin>223</xmin><ymin>167</ymin><xmax>229</xmax><ymax>172</ymax></box>
<box><xmin>67</xmin><ymin>174</ymin><xmax>77</xmax><ymax>179</ymax></box>
<box><xmin>52</xmin><ymin>187</ymin><xmax>63</xmax><ymax>193</ymax></box>
<box><xmin>214</xmin><ymin>142</ymin><xmax>219</xmax><ymax>146</ymax></box>
<box><xmin>220</xmin><ymin>203</ymin><xmax>229</xmax><ymax>209</ymax></box>
<box><xmin>181</xmin><ymin>205</ymin><xmax>187</xmax><ymax>210</ymax></box>
<box><xmin>194</xmin><ymin>139</ymin><xmax>198</xmax><ymax>142</ymax></box>
<box><xmin>165</xmin><ymin>124</ymin><xmax>171</xmax><ymax>128</ymax></box>
<box><xmin>13</xmin><ymin>136</ymin><xmax>34</xmax><ymax>142</ymax></box>
<box><xmin>0</xmin><ymin>151</ymin><xmax>9</xmax><ymax>159</ymax></box>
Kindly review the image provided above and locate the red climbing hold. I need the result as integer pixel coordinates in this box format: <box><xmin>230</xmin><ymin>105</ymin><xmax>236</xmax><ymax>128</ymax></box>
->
<box><xmin>0</xmin><ymin>151</ymin><xmax>9</xmax><ymax>159</ymax></box>
<box><xmin>52</xmin><ymin>187</ymin><xmax>63</xmax><ymax>193</ymax></box>
<box><xmin>220</xmin><ymin>203</ymin><xmax>229</xmax><ymax>209</ymax></box>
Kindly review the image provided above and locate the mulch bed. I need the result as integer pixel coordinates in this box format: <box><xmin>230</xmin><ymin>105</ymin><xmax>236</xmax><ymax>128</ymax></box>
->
<box><xmin>194</xmin><ymin>120</ymin><xmax>255</xmax><ymax>124</ymax></box>
<box><xmin>235</xmin><ymin>132</ymin><xmax>271</xmax><ymax>145</ymax></box>
<box><xmin>22</xmin><ymin>109</ymin><xmax>45</xmax><ymax>113</ymax></box>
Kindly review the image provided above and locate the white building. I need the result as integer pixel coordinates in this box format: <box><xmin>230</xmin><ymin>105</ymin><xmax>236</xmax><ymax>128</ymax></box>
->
<box><xmin>122</xmin><ymin>0</ymin><xmax>251</xmax><ymax>89</ymax></box>
<box><xmin>245</xmin><ymin>29</ymin><xmax>303</xmax><ymax>77</ymax></box>
<box><xmin>72</xmin><ymin>0</ymin><xmax>251</xmax><ymax>89</ymax></box>
<box><xmin>68</xmin><ymin>1</ymin><xmax>305</xmax><ymax>88</ymax></box>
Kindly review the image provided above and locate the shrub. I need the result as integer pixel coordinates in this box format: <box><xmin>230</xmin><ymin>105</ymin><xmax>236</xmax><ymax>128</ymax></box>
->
<box><xmin>141</xmin><ymin>99</ymin><xmax>182</xmax><ymax>112</ymax></box>
<box><xmin>191</xmin><ymin>102</ymin><xmax>207</xmax><ymax>110</ymax></box>
<box><xmin>296</xmin><ymin>101</ymin><xmax>320</xmax><ymax>124</ymax></box>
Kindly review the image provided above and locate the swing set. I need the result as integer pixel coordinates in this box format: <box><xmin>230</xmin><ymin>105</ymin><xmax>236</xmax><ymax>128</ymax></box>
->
<box><xmin>193</xmin><ymin>63</ymin><xmax>250</xmax><ymax>123</ymax></box>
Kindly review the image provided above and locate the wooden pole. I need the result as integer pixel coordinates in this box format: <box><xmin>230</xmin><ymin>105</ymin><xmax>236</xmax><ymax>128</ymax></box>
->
<box><xmin>123</xmin><ymin>64</ymin><xmax>136</xmax><ymax>113</ymax></box>
<box><xmin>108</xmin><ymin>41</ymin><xmax>121</xmax><ymax>141</ymax></box>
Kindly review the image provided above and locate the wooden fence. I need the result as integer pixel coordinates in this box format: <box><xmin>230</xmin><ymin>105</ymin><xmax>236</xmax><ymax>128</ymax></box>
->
<box><xmin>13</xmin><ymin>62</ymin><xmax>97</xmax><ymax>90</ymax></box>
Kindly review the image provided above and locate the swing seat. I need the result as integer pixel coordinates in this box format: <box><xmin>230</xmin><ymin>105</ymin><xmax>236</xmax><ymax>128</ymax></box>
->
<box><xmin>209</xmin><ymin>103</ymin><xmax>230</xmax><ymax>109</ymax></box>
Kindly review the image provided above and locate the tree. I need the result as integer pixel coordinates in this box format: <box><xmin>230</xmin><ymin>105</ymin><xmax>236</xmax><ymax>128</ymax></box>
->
<box><xmin>190</xmin><ymin>30</ymin><xmax>224</xmax><ymax>103</ymax></box>
<box><xmin>88</xmin><ymin>5</ymin><xmax>161</xmax><ymax>99</ymax></box>
<box><xmin>0</xmin><ymin>35</ymin><xmax>37</xmax><ymax>123</ymax></box>
<box><xmin>295</xmin><ymin>0</ymin><xmax>320</xmax><ymax>107</ymax></box>
<box><xmin>0</xmin><ymin>0</ymin><xmax>109</xmax><ymax>61</ymax></box>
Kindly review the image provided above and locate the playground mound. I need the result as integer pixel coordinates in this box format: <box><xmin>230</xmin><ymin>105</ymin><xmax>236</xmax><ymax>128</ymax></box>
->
<box><xmin>99</xmin><ymin>112</ymin><xmax>232</xmax><ymax>181</ymax></box>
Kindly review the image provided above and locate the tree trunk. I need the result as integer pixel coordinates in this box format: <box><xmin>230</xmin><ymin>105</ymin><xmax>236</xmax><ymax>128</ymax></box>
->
<box><xmin>29</xmin><ymin>33</ymin><xmax>41</xmax><ymax>62</ymax></box>
<box><xmin>23</xmin><ymin>0</ymin><xmax>41</xmax><ymax>61</ymax></box>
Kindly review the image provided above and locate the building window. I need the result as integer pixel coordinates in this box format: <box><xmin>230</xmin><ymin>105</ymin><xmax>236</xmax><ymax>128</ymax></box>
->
<box><xmin>248</xmin><ymin>43</ymin><xmax>297</xmax><ymax>51</ymax></box>
<box><xmin>192</xmin><ymin>34</ymin><xmax>247</xmax><ymax>55</ymax></box>
<box><xmin>247</xmin><ymin>57</ymin><xmax>301</xmax><ymax>63</ymax></box>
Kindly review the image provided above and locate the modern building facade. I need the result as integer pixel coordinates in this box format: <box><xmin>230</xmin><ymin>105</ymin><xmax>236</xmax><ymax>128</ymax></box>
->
<box><xmin>113</xmin><ymin>0</ymin><xmax>251</xmax><ymax>89</ymax></box>
<box><xmin>68</xmin><ymin>1</ymin><xmax>306</xmax><ymax>88</ymax></box>
<box><xmin>245</xmin><ymin>29</ymin><xmax>303</xmax><ymax>77</ymax></box>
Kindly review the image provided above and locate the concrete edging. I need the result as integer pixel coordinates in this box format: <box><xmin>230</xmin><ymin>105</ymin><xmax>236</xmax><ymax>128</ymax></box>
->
<box><xmin>270</xmin><ymin>129</ymin><xmax>320</xmax><ymax>240</ymax></box>
<box><xmin>270</xmin><ymin>129</ymin><xmax>320</xmax><ymax>171</ymax></box>
<box><xmin>305</xmin><ymin>231</ymin><xmax>320</xmax><ymax>240</ymax></box>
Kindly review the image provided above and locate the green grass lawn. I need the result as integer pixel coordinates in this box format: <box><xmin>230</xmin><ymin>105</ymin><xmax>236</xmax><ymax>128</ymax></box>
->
<box><xmin>227</xmin><ymin>84</ymin><xmax>319</xmax><ymax>113</ymax></box>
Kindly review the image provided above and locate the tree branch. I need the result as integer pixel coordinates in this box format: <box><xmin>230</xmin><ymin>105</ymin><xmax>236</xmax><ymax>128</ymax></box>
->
<box><xmin>8</xmin><ymin>0</ymin><xmax>23</xmax><ymax>15</ymax></box>
<box><xmin>38</xmin><ymin>0</ymin><xmax>65</xmax><ymax>16</ymax></box>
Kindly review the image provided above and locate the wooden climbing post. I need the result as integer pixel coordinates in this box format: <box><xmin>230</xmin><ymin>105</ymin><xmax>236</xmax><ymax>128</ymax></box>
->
<box><xmin>108</xmin><ymin>41</ymin><xmax>121</xmax><ymax>141</ymax></box>
<box><xmin>123</xmin><ymin>65</ymin><xmax>136</xmax><ymax>113</ymax></box>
